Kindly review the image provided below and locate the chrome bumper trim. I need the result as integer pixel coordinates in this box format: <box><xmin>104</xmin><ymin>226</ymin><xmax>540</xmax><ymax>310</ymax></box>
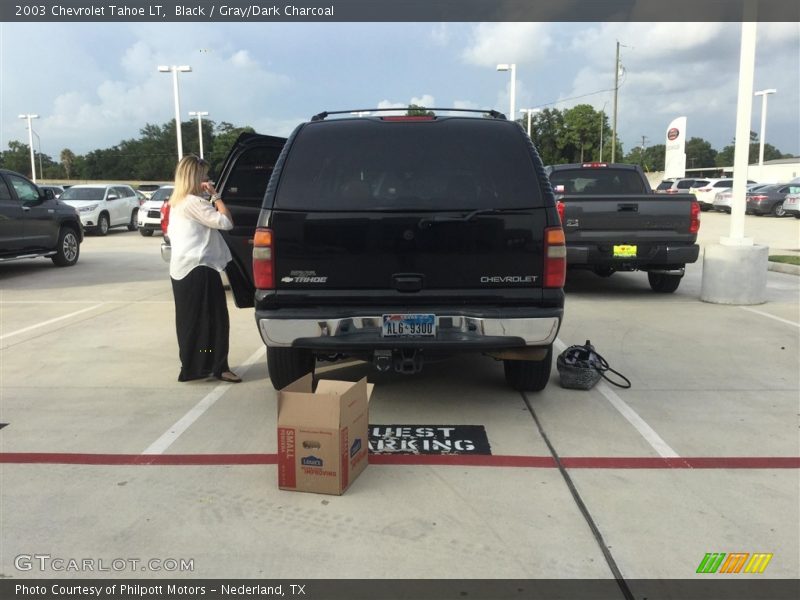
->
<box><xmin>259</xmin><ymin>315</ymin><xmax>560</xmax><ymax>348</ymax></box>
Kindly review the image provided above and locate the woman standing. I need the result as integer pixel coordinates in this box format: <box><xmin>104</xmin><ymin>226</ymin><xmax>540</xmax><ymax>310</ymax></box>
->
<box><xmin>168</xmin><ymin>155</ymin><xmax>241</xmax><ymax>383</ymax></box>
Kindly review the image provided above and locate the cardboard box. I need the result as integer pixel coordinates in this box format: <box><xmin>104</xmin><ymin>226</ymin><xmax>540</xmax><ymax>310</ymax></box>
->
<box><xmin>277</xmin><ymin>374</ymin><xmax>373</xmax><ymax>495</ymax></box>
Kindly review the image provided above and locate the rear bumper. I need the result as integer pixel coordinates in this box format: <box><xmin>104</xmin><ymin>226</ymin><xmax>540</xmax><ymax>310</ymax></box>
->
<box><xmin>566</xmin><ymin>243</ymin><xmax>699</xmax><ymax>268</ymax></box>
<box><xmin>257</xmin><ymin>307</ymin><xmax>562</xmax><ymax>351</ymax></box>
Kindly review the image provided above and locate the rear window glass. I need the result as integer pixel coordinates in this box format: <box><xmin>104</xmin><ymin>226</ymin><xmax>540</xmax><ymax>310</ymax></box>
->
<box><xmin>274</xmin><ymin>118</ymin><xmax>542</xmax><ymax>211</ymax></box>
<box><xmin>548</xmin><ymin>168</ymin><xmax>647</xmax><ymax>194</ymax></box>
<box><xmin>656</xmin><ymin>181</ymin><xmax>674</xmax><ymax>190</ymax></box>
<box><xmin>150</xmin><ymin>187</ymin><xmax>173</xmax><ymax>202</ymax></box>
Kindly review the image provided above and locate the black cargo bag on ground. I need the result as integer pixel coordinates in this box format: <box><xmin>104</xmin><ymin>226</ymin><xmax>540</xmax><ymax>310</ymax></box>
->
<box><xmin>556</xmin><ymin>340</ymin><xmax>631</xmax><ymax>390</ymax></box>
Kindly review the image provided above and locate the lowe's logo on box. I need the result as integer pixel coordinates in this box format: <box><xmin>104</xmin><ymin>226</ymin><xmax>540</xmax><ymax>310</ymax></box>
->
<box><xmin>301</xmin><ymin>456</ymin><xmax>323</xmax><ymax>467</ymax></box>
<box><xmin>350</xmin><ymin>439</ymin><xmax>362</xmax><ymax>458</ymax></box>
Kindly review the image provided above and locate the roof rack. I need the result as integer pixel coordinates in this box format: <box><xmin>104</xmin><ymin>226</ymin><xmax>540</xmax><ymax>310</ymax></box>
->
<box><xmin>310</xmin><ymin>108</ymin><xmax>507</xmax><ymax>122</ymax></box>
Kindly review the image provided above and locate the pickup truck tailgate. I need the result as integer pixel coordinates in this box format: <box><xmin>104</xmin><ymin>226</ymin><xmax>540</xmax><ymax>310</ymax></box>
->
<box><xmin>560</xmin><ymin>194</ymin><xmax>698</xmax><ymax>243</ymax></box>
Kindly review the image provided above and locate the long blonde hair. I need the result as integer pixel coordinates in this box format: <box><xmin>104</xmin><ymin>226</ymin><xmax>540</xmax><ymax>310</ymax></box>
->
<box><xmin>169</xmin><ymin>155</ymin><xmax>209</xmax><ymax>207</ymax></box>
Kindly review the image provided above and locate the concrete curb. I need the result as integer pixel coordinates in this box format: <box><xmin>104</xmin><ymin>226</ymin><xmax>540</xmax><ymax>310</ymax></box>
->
<box><xmin>768</xmin><ymin>261</ymin><xmax>800</xmax><ymax>276</ymax></box>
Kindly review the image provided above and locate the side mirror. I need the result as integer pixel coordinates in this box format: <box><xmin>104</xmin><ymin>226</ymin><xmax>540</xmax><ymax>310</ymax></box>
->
<box><xmin>107</xmin><ymin>194</ymin><xmax>119</xmax><ymax>201</ymax></box>
<box><xmin>43</xmin><ymin>188</ymin><xmax>55</xmax><ymax>200</ymax></box>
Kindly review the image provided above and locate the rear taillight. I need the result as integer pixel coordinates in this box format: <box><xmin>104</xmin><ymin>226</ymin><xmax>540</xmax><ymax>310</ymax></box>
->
<box><xmin>665</xmin><ymin>189</ymin><xmax>678</xmax><ymax>194</ymax></box>
<box><xmin>689</xmin><ymin>201</ymin><xmax>701</xmax><ymax>234</ymax></box>
<box><xmin>544</xmin><ymin>227</ymin><xmax>566</xmax><ymax>288</ymax></box>
<box><xmin>556</xmin><ymin>200</ymin><xmax>565</xmax><ymax>224</ymax></box>
<box><xmin>750</xmin><ymin>195</ymin><xmax>768</xmax><ymax>201</ymax></box>
<box><xmin>253</xmin><ymin>228</ymin><xmax>274</xmax><ymax>289</ymax></box>
<box><xmin>160</xmin><ymin>203</ymin><xmax>169</xmax><ymax>235</ymax></box>
<box><xmin>698</xmin><ymin>188</ymin><xmax>712</xmax><ymax>193</ymax></box>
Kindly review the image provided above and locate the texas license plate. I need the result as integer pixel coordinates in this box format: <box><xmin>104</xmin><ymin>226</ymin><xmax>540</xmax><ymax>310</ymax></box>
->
<box><xmin>382</xmin><ymin>314</ymin><xmax>436</xmax><ymax>337</ymax></box>
<box><xmin>613</xmin><ymin>244</ymin><xmax>637</xmax><ymax>258</ymax></box>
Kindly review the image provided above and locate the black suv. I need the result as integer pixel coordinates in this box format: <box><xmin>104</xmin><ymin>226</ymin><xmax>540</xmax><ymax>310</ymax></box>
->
<box><xmin>0</xmin><ymin>169</ymin><xmax>83</xmax><ymax>267</ymax></box>
<box><xmin>214</xmin><ymin>110</ymin><xmax>565</xmax><ymax>391</ymax></box>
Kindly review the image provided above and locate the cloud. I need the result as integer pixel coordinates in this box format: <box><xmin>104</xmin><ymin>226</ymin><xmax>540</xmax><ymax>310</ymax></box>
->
<box><xmin>461</xmin><ymin>23</ymin><xmax>552</xmax><ymax>67</ymax></box>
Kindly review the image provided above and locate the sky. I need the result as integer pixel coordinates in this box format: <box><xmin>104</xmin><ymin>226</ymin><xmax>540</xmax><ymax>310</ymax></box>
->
<box><xmin>1</xmin><ymin>21</ymin><xmax>798</xmax><ymax>161</ymax></box>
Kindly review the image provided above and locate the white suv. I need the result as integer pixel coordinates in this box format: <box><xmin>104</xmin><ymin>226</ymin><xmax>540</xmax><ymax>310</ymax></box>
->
<box><xmin>137</xmin><ymin>185</ymin><xmax>173</xmax><ymax>236</ymax></box>
<box><xmin>59</xmin><ymin>184</ymin><xmax>140</xmax><ymax>236</ymax></box>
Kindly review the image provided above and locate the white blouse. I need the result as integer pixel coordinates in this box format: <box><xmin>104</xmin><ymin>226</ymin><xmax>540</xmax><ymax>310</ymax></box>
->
<box><xmin>168</xmin><ymin>194</ymin><xmax>234</xmax><ymax>280</ymax></box>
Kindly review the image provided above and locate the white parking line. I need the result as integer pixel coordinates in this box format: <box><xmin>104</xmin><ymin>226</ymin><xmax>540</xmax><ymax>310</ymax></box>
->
<box><xmin>142</xmin><ymin>345</ymin><xmax>267</xmax><ymax>455</ymax></box>
<box><xmin>740</xmin><ymin>307</ymin><xmax>800</xmax><ymax>328</ymax></box>
<box><xmin>0</xmin><ymin>303</ymin><xmax>106</xmax><ymax>341</ymax></box>
<box><xmin>554</xmin><ymin>338</ymin><xmax>680</xmax><ymax>459</ymax></box>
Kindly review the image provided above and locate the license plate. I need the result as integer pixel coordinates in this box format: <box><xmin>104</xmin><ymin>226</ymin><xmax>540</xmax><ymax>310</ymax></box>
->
<box><xmin>613</xmin><ymin>244</ymin><xmax>637</xmax><ymax>258</ymax></box>
<box><xmin>382</xmin><ymin>314</ymin><xmax>436</xmax><ymax>337</ymax></box>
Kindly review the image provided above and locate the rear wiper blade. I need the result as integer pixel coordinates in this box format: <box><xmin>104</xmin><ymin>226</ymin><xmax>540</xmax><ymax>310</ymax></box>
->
<box><xmin>418</xmin><ymin>208</ymin><xmax>527</xmax><ymax>228</ymax></box>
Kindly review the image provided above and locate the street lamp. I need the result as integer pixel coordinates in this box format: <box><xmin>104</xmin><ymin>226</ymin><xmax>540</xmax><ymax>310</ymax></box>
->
<box><xmin>158</xmin><ymin>65</ymin><xmax>192</xmax><ymax>160</ymax></box>
<box><xmin>189</xmin><ymin>111</ymin><xmax>209</xmax><ymax>159</ymax></box>
<box><xmin>496</xmin><ymin>63</ymin><xmax>516</xmax><ymax>121</ymax></box>
<box><xmin>754</xmin><ymin>88</ymin><xmax>776</xmax><ymax>168</ymax></box>
<box><xmin>18</xmin><ymin>114</ymin><xmax>39</xmax><ymax>181</ymax></box>
<box><xmin>519</xmin><ymin>108</ymin><xmax>540</xmax><ymax>138</ymax></box>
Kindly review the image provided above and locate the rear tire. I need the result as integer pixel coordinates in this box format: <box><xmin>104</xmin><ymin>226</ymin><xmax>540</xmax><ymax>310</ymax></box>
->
<box><xmin>648</xmin><ymin>272</ymin><xmax>682</xmax><ymax>293</ymax></box>
<box><xmin>267</xmin><ymin>347</ymin><xmax>315</xmax><ymax>390</ymax></box>
<box><xmin>772</xmin><ymin>202</ymin><xmax>786</xmax><ymax>217</ymax></box>
<box><xmin>503</xmin><ymin>345</ymin><xmax>552</xmax><ymax>392</ymax></box>
<box><xmin>51</xmin><ymin>227</ymin><xmax>80</xmax><ymax>267</ymax></box>
<box><xmin>128</xmin><ymin>209</ymin><xmax>138</xmax><ymax>231</ymax></box>
<box><xmin>139</xmin><ymin>228</ymin><xmax>154</xmax><ymax>237</ymax></box>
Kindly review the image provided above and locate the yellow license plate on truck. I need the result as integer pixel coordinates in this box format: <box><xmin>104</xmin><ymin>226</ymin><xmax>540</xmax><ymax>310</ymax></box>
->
<box><xmin>613</xmin><ymin>244</ymin><xmax>637</xmax><ymax>258</ymax></box>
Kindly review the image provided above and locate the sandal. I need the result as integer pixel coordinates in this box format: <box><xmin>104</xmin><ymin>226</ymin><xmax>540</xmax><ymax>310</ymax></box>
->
<box><xmin>216</xmin><ymin>371</ymin><xmax>242</xmax><ymax>383</ymax></box>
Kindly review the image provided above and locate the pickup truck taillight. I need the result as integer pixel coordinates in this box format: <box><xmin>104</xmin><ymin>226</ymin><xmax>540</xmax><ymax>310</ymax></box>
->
<box><xmin>543</xmin><ymin>227</ymin><xmax>566</xmax><ymax>288</ymax></box>
<box><xmin>689</xmin><ymin>201</ymin><xmax>701</xmax><ymax>234</ymax></box>
<box><xmin>160</xmin><ymin>203</ymin><xmax>170</xmax><ymax>235</ymax></box>
<box><xmin>253</xmin><ymin>228</ymin><xmax>275</xmax><ymax>289</ymax></box>
<box><xmin>556</xmin><ymin>200</ymin><xmax>565</xmax><ymax>224</ymax></box>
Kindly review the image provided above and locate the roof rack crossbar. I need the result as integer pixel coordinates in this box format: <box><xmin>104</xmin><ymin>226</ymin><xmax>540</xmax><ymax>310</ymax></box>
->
<box><xmin>310</xmin><ymin>108</ymin><xmax>507</xmax><ymax>121</ymax></box>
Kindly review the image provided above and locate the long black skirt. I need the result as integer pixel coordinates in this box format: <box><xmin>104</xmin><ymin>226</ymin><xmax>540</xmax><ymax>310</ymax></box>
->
<box><xmin>171</xmin><ymin>266</ymin><xmax>231</xmax><ymax>381</ymax></box>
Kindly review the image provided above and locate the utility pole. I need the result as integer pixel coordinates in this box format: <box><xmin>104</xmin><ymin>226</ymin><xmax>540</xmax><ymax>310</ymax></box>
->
<box><xmin>611</xmin><ymin>41</ymin><xmax>620</xmax><ymax>162</ymax></box>
<box><xmin>639</xmin><ymin>135</ymin><xmax>648</xmax><ymax>167</ymax></box>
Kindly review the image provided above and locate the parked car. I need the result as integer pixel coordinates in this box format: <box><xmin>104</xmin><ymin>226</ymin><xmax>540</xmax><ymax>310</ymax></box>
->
<box><xmin>782</xmin><ymin>191</ymin><xmax>800</xmax><ymax>218</ymax></box>
<box><xmin>655</xmin><ymin>178</ymin><xmax>709</xmax><ymax>194</ymax></box>
<box><xmin>59</xmin><ymin>184</ymin><xmax>140</xmax><ymax>235</ymax></box>
<box><xmin>207</xmin><ymin>109</ymin><xmax>566</xmax><ymax>391</ymax></box>
<box><xmin>0</xmin><ymin>169</ymin><xmax>83</xmax><ymax>267</ymax></box>
<box><xmin>138</xmin><ymin>185</ymin><xmax>173</xmax><ymax>236</ymax></box>
<box><xmin>37</xmin><ymin>184</ymin><xmax>64</xmax><ymax>199</ymax></box>
<box><xmin>136</xmin><ymin>183</ymin><xmax>164</xmax><ymax>199</ymax></box>
<box><xmin>712</xmin><ymin>183</ymin><xmax>770</xmax><ymax>213</ymax></box>
<box><xmin>745</xmin><ymin>183</ymin><xmax>800</xmax><ymax>217</ymax></box>
<box><xmin>690</xmin><ymin>178</ymin><xmax>756</xmax><ymax>211</ymax></box>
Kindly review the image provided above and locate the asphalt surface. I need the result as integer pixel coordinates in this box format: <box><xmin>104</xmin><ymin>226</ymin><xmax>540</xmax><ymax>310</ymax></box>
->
<box><xmin>0</xmin><ymin>212</ymin><xmax>798</xmax><ymax>595</ymax></box>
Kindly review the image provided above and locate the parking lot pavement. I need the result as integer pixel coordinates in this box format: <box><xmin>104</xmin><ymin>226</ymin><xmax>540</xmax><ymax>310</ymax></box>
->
<box><xmin>1</xmin><ymin>225</ymin><xmax>798</xmax><ymax>588</ymax></box>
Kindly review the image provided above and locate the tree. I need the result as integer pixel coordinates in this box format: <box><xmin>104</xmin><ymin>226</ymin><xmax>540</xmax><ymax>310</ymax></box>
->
<box><xmin>624</xmin><ymin>144</ymin><xmax>665</xmax><ymax>172</ymax></box>
<box><xmin>406</xmin><ymin>104</ymin><xmax>435</xmax><ymax>117</ymax></box>
<box><xmin>208</xmin><ymin>121</ymin><xmax>256</xmax><ymax>175</ymax></box>
<box><xmin>0</xmin><ymin>141</ymin><xmax>35</xmax><ymax>177</ymax></box>
<box><xmin>685</xmin><ymin>137</ymin><xmax>717</xmax><ymax>169</ymax></box>
<box><xmin>563</xmin><ymin>104</ymin><xmax>600</xmax><ymax>163</ymax></box>
<box><xmin>530</xmin><ymin>108</ymin><xmax>567</xmax><ymax>166</ymax></box>
<box><xmin>715</xmin><ymin>130</ymin><xmax>789</xmax><ymax>167</ymax></box>
<box><xmin>60</xmin><ymin>149</ymin><xmax>76</xmax><ymax>179</ymax></box>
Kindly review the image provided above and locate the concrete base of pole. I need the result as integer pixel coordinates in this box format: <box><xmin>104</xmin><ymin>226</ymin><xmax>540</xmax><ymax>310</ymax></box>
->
<box><xmin>700</xmin><ymin>243</ymin><xmax>769</xmax><ymax>305</ymax></box>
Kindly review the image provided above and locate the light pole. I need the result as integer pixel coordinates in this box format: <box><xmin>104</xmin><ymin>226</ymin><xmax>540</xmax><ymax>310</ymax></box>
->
<box><xmin>496</xmin><ymin>63</ymin><xmax>516</xmax><ymax>121</ymax></box>
<box><xmin>158</xmin><ymin>65</ymin><xmax>192</xmax><ymax>160</ymax></box>
<box><xmin>31</xmin><ymin>129</ymin><xmax>43</xmax><ymax>180</ymax></box>
<box><xmin>18</xmin><ymin>114</ymin><xmax>39</xmax><ymax>181</ymax></box>
<box><xmin>754</xmin><ymin>89</ymin><xmax>776</xmax><ymax>169</ymax></box>
<box><xmin>189</xmin><ymin>111</ymin><xmax>209</xmax><ymax>159</ymax></box>
<box><xmin>519</xmin><ymin>108</ymin><xmax>539</xmax><ymax>138</ymax></box>
<box><xmin>599</xmin><ymin>102</ymin><xmax>607</xmax><ymax>161</ymax></box>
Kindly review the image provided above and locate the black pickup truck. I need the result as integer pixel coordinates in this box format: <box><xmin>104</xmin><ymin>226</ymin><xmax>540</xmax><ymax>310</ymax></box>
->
<box><xmin>0</xmin><ymin>169</ymin><xmax>83</xmax><ymax>267</ymax></box>
<box><xmin>545</xmin><ymin>163</ymin><xmax>700</xmax><ymax>293</ymax></box>
<box><xmin>207</xmin><ymin>110</ymin><xmax>566</xmax><ymax>391</ymax></box>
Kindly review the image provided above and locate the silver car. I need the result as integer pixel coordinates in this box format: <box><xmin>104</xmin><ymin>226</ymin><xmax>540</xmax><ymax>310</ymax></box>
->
<box><xmin>712</xmin><ymin>183</ymin><xmax>769</xmax><ymax>213</ymax></box>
